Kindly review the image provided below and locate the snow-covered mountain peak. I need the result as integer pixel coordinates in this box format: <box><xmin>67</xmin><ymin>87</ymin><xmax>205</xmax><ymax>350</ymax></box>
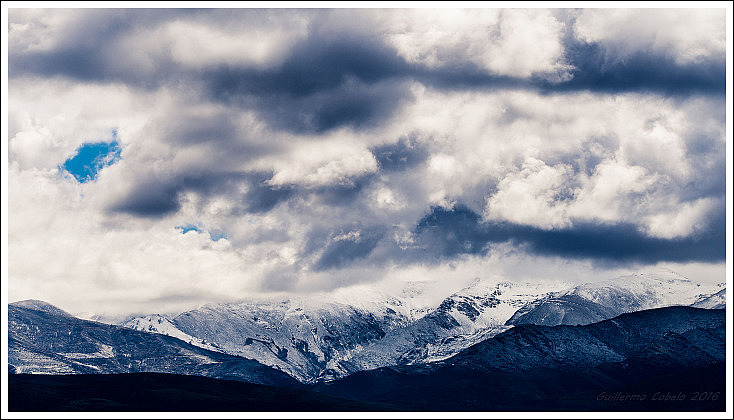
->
<box><xmin>438</xmin><ymin>277</ymin><xmax>572</xmax><ymax>329</ymax></box>
<box><xmin>10</xmin><ymin>299</ymin><xmax>72</xmax><ymax>318</ymax></box>
<box><xmin>507</xmin><ymin>270</ymin><xmax>722</xmax><ymax>327</ymax></box>
<box><xmin>692</xmin><ymin>288</ymin><xmax>726</xmax><ymax>310</ymax></box>
<box><xmin>564</xmin><ymin>270</ymin><xmax>714</xmax><ymax>311</ymax></box>
<box><xmin>632</xmin><ymin>267</ymin><xmax>689</xmax><ymax>280</ymax></box>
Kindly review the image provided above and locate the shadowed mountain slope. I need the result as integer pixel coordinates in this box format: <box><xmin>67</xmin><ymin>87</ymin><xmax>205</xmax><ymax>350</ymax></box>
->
<box><xmin>315</xmin><ymin>306</ymin><xmax>725</xmax><ymax>411</ymax></box>
<box><xmin>9</xmin><ymin>302</ymin><xmax>300</xmax><ymax>388</ymax></box>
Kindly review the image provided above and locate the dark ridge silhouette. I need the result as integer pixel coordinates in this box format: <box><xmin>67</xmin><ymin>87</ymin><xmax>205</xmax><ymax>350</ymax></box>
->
<box><xmin>9</xmin><ymin>372</ymin><xmax>394</xmax><ymax>412</ymax></box>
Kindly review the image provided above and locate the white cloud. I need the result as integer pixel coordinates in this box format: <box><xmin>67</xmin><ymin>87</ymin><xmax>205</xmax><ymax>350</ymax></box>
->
<box><xmin>574</xmin><ymin>9</ymin><xmax>726</xmax><ymax>64</ymax></box>
<box><xmin>645</xmin><ymin>197</ymin><xmax>722</xmax><ymax>239</ymax></box>
<box><xmin>7</xmin><ymin>164</ymin><xmax>295</xmax><ymax>319</ymax></box>
<box><xmin>485</xmin><ymin>157</ymin><xmax>573</xmax><ymax>229</ymax></box>
<box><xmin>8</xmin><ymin>9</ymin><xmax>94</xmax><ymax>53</ymax></box>
<box><xmin>370</xmin><ymin>185</ymin><xmax>405</xmax><ymax>211</ymax></box>
<box><xmin>166</xmin><ymin>20</ymin><xmax>306</xmax><ymax>69</ymax></box>
<box><xmin>481</xmin><ymin>9</ymin><xmax>572</xmax><ymax>80</ymax></box>
<box><xmin>8</xmin><ymin>79</ymin><xmax>150</xmax><ymax>171</ymax></box>
<box><xmin>567</xmin><ymin>159</ymin><xmax>658</xmax><ymax>223</ymax></box>
<box><xmin>266</xmin><ymin>135</ymin><xmax>379</xmax><ymax>188</ymax></box>
<box><xmin>116</xmin><ymin>16</ymin><xmax>310</xmax><ymax>71</ymax></box>
<box><xmin>392</xmin><ymin>87</ymin><xmax>720</xmax><ymax>236</ymax></box>
<box><xmin>484</xmin><ymin>157</ymin><xmax>660</xmax><ymax>230</ymax></box>
<box><xmin>385</xmin><ymin>9</ymin><xmax>570</xmax><ymax>79</ymax></box>
<box><xmin>9</xmin><ymin>9</ymin><xmax>313</xmax><ymax>75</ymax></box>
<box><xmin>332</xmin><ymin>230</ymin><xmax>362</xmax><ymax>242</ymax></box>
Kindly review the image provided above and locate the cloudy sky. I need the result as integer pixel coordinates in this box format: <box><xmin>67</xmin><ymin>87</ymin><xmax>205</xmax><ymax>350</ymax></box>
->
<box><xmin>4</xmin><ymin>6</ymin><xmax>729</xmax><ymax>318</ymax></box>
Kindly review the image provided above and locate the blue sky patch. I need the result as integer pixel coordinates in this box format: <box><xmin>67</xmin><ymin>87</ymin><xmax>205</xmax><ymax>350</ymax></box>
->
<box><xmin>176</xmin><ymin>224</ymin><xmax>227</xmax><ymax>241</ymax></box>
<box><xmin>176</xmin><ymin>224</ymin><xmax>202</xmax><ymax>234</ymax></box>
<box><xmin>62</xmin><ymin>136</ymin><xmax>121</xmax><ymax>183</ymax></box>
<box><xmin>208</xmin><ymin>230</ymin><xmax>228</xmax><ymax>242</ymax></box>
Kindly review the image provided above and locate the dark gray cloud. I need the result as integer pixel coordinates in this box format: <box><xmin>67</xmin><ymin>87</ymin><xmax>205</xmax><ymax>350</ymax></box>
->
<box><xmin>677</xmin><ymin>102</ymin><xmax>727</xmax><ymax>203</ymax></box>
<box><xmin>239</xmin><ymin>173</ymin><xmax>295</xmax><ymax>214</ymax></box>
<box><xmin>8</xmin><ymin>9</ymin><xmax>190</xmax><ymax>87</ymax></box>
<box><xmin>108</xmin><ymin>177</ymin><xmax>182</xmax><ymax>218</ymax></box>
<box><xmin>9</xmin><ymin>9</ymin><xmax>415</xmax><ymax>135</ymax></box>
<box><xmin>108</xmin><ymin>164</ymin><xmax>385</xmax><ymax>219</ymax></box>
<box><xmin>407</xmin><ymin>204</ymin><xmax>726</xmax><ymax>265</ymax></box>
<box><xmin>204</xmin><ymin>26</ymin><xmax>410</xmax><ymax>99</ymax></box>
<box><xmin>157</xmin><ymin>110</ymin><xmax>241</xmax><ymax>147</ymax></box>
<box><xmin>542</xmin><ymin>41</ymin><xmax>726</xmax><ymax>96</ymax></box>
<box><xmin>201</xmin><ymin>22</ymin><xmax>415</xmax><ymax>134</ymax></box>
<box><xmin>200</xmin><ymin>34</ymin><xmax>725</xmax><ymax>137</ymax></box>
<box><xmin>371</xmin><ymin>133</ymin><xmax>430</xmax><ymax>172</ymax></box>
<box><xmin>679</xmin><ymin>140</ymin><xmax>727</xmax><ymax>202</ymax></box>
<box><xmin>229</xmin><ymin>78</ymin><xmax>413</xmax><ymax>134</ymax></box>
<box><xmin>314</xmin><ymin>226</ymin><xmax>387</xmax><ymax>270</ymax></box>
<box><xmin>108</xmin><ymin>170</ymin><xmax>295</xmax><ymax>218</ymax></box>
<box><xmin>405</xmin><ymin>40</ymin><xmax>725</xmax><ymax>98</ymax></box>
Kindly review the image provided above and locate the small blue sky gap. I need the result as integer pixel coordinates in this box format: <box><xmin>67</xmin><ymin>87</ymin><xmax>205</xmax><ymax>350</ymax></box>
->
<box><xmin>61</xmin><ymin>130</ymin><xmax>121</xmax><ymax>183</ymax></box>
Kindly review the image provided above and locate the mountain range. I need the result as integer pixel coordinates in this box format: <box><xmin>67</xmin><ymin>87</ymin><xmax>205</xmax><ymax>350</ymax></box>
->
<box><xmin>121</xmin><ymin>270</ymin><xmax>723</xmax><ymax>382</ymax></box>
<box><xmin>314</xmin><ymin>306</ymin><xmax>726</xmax><ymax>411</ymax></box>
<box><xmin>8</xmin><ymin>269</ymin><xmax>727</xmax><ymax>410</ymax></box>
<box><xmin>9</xmin><ymin>303</ymin><xmax>726</xmax><ymax>411</ymax></box>
<box><xmin>120</xmin><ymin>278</ymin><xmax>562</xmax><ymax>382</ymax></box>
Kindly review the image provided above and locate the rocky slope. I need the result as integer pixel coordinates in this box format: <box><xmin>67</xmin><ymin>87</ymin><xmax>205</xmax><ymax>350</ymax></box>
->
<box><xmin>692</xmin><ymin>288</ymin><xmax>726</xmax><ymax>310</ymax></box>
<box><xmin>315</xmin><ymin>306</ymin><xmax>726</xmax><ymax>411</ymax></box>
<box><xmin>9</xmin><ymin>301</ymin><xmax>300</xmax><ymax>388</ymax></box>
<box><xmin>336</xmin><ymin>279</ymin><xmax>560</xmax><ymax>375</ymax></box>
<box><xmin>124</xmin><ymin>278</ymin><xmax>560</xmax><ymax>382</ymax></box>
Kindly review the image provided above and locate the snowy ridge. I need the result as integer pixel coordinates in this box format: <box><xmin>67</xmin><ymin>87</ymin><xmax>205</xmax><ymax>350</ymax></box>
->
<box><xmin>122</xmin><ymin>280</ymin><xmax>448</xmax><ymax>382</ymax></box>
<box><xmin>168</xmin><ymin>296</ymin><xmax>414</xmax><ymax>382</ymax></box>
<box><xmin>122</xmin><ymin>315</ymin><xmax>223</xmax><ymax>353</ymax></box>
<box><xmin>570</xmin><ymin>270</ymin><xmax>714</xmax><ymax>309</ymax></box>
<box><xmin>10</xmin><ymin>299</ymin><xmax>72</xmax><ymax>318</ymax></box>
<box><xmin>507</xmin><ymin>269</ymin><xmax>723</xmax><ymax>326</ymax></box>
<box><xmin>336</xmin><ymin>278</ymin><xmax>562</xmax><ymax>375</ymax></box>
<box><xmin>692</xmin><ymin>288</ymin><xmax>726</xmax><ymax>310</ymax></box>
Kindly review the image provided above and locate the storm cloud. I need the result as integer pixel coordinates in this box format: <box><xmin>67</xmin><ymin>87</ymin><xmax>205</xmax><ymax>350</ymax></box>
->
<box><xmin>409</xmin><ymin>204</ymin><xmax>725</xmax><ymax>265</ymax></box>
<box><xmin>6</xmin><ymin>7</ymin><xmax>728</xmax><ymax>317</ymax></box>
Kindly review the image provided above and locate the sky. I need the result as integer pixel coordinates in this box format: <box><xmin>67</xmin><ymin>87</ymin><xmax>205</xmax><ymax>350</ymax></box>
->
<box><xmin>4</xmin><ymin>6</ymin><xmax>730</xmax><ymax>319</ymax></box>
